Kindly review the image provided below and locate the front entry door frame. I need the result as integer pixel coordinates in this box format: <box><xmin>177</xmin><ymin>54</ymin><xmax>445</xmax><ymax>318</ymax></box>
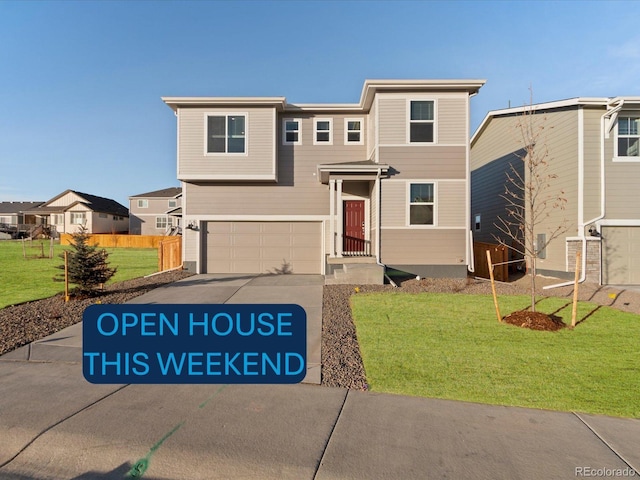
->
<box><xmin>341</xmin><ymin>194</ymin><xmax>369</xmax><ymax>256</ymax></box>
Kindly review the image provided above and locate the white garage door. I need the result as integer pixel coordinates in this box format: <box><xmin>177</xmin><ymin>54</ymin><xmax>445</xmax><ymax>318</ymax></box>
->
<box><xmin>204</xmin><ymin>221</ymin><xmax>322</xmax><ymax>274</ymax></box>
<box><xmin>602</xmin><ymin>226</ymin><xmax>640</xmax><ymax>285</ymax></box>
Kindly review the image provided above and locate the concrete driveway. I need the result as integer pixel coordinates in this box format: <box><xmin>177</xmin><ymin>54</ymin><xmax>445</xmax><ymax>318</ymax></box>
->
<box><xmin>1</xmin><ymin>274</ymin><xmax>639</xmax><ymax>479</ymax></box>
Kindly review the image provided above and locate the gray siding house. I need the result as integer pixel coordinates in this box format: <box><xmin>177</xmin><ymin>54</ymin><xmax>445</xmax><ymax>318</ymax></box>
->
<box><xmin>163</xmin><ymin>79</ymin><xmax>485</xmax><ymax>282</ymax></box>
<box><xmin>471</xmin><ymin>97</ymin><xmax>640</xmax><ymax>285</ymax></box>
<box><xmin>129</xmin><ymin>187</ymin><xmax>182</xmax><ymax>235</ymax></box>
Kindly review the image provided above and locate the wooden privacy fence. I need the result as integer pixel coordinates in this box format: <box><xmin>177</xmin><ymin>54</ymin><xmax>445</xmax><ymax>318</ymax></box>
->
<box><xmin>158</xmin><ymin>236</ymin><xmax>182</xmax><ymax>271</ymax></box>
<box><xmin>60</xmin><ymin>234</ymin><xmax>174</xmax><ymax>248</ymax></box>
<box><xmin>473</xmin><ymin>241</ymin><xmax>509</xmax><ymax>282</ymax></box>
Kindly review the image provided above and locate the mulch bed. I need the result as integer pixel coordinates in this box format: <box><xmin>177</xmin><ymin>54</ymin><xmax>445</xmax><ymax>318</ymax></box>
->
<box><xmin>502</xmin><ymin>310</ymin><xmax>566</xmax><ymax>331</ymax></box>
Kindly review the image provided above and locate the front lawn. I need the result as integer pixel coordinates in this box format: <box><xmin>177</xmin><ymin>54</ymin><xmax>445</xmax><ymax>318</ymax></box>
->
<box><xmin>0</xmin><ymin>240</ymin><xmax>158</xmax><ymax>308</ymax></box>
<box><xmin>351</xmin><ymin>292</ymin><xmax>640</xmax><ymax>418</ymax></box>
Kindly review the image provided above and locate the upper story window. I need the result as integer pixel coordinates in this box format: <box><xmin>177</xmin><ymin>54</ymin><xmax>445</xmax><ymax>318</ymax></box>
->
<box><xmin>314</xmin><ymin>118</ymin><xmax>332</xmax><ymax>145</ymax></box>
<box><xmin>283</xmin><ymin>118</ymin><xmax>302</xmax><ymax>145</ymax></box>
<box><xmin>168</xmin><ymin>199</ymin><xmax>178</xmax><ymax>208</ymax></box>
<box><xmin>409</xmin><ymin>183</ymin><xmax>435</xmax><ymax>226</ymax></box>
<box><xmin>345</xmin><ymin>118</ymin><xmax>363</xmax><ymax>145</ymax></box>
<box><xmin>207</xmin><ymin>114</ymin><xmax>246</xmax><ymax>154</ymax></box>
<box><xmin>617</xmin><ymin>117</ymin><xmax>639</xmax><ymax>158</ymax></box>
<box><xmin>137</xmin><ymin>199</ymin><xmax>148</xmax><ymax>208</ymax></box>
<box><xmin>409</xmin><ymin>100</ymin><xmax>435</xmax><ymax>143</ymax></box>
<box><xmin>474</xmin><ymin>214</ymin><xmax>481</xmax><ymax>231</ymax></box>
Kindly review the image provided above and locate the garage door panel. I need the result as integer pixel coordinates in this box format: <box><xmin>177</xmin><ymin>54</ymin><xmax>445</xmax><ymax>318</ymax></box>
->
<box><xmin>205</xmin><ymin>221</ymin><xmax>322</xmax><ymax>274</ymax></box>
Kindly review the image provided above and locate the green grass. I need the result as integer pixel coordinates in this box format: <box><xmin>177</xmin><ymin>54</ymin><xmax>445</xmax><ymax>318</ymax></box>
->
<box><xmin>351</xmin><ymin>292</ymin><xmax>640</xmax><ymax>418</ymax></box>
<box><xmin>0</xmin><ymin>240</ymin><xmax>159</xmax><ymax>308</ymax></box>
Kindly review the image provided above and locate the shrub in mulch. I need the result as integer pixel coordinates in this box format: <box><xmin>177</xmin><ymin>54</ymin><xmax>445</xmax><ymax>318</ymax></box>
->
<box><xmin>502</xmin><ymin>310</ymin><xmax>566</xmax><ymax>331</ymax></box>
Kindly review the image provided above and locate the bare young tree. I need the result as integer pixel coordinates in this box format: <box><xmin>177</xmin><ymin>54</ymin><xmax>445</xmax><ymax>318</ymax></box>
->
<box><xmin>494</xmin><ymin>91</ymin><xmax>568</xmax><ymax>312</ymax></box>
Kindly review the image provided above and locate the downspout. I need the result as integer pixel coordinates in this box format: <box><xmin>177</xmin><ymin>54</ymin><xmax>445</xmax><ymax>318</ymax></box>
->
<box><xmin>467</xmin><ymin>91</ymin><xmax>478</xmax><ymax>273</ymax></box>
<box><xmin>543</xmin><ymin>101</ymin><xmax>618</xmax><ymax>289</ymax></box>
<box><xmin>374</xmin><ymin>170</ymin><xmax>397</xmax><ymax>287</ymax></box>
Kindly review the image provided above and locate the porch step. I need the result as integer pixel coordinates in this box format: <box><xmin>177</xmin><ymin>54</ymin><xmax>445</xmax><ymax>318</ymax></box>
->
<box><xmin>325</xmin><ymin>262</ymin><xmax>384</xmax><ymax>285</ymax></box>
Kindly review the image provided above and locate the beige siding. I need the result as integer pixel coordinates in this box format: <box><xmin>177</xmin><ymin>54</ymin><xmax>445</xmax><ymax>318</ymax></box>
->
<box><xmin>178</xmin><ymin>107</ymin><xmax>276</xmax><ymax>180</ymax></box>
<box><xmin>583</xmin><ymin>106</ymin><xmax>604</xmax><ymax>221</ymax></box>
<box><xmin>602</xmin><ymin>226</ymin><xmax>640</xmax><ymax>284</ymax></box>
<box><xmin>378</xmin><ymin>98</ymin><xmax>406</xmax><ymax>144</ymax></box>
<box><xmin>185</xmin><ymin>114</ymin><xmax>367</xmax><ymax>216</ymax></box>
<box><xmin>438</xmin><ymin>97</ymin><xmax>467</xmax><ymax>145</ymax></box>
<box><xmin>379</xmin><ymin>146</ymin><xmax>466</xmax><ymax>179</ymax></box>
<box><xmin>380</xmin><ymin>181</ymin><xmax>406</xmax><ymax>227</ymax></box>
<box><xmin>381</xmin><ymin>229</ymin><xmax>466</xmax><ymax>264</ymax></box>
<box><xmin>438</xmin><ymin>181</ymin><xmax>466</xmax><ymax>227</ymax></box>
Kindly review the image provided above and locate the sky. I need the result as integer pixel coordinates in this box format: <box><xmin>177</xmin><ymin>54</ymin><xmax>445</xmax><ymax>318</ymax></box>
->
<box><xmin>1</xmin><ymin>0</ymin><xmax>639</xmax><ymax>208</ymax></box>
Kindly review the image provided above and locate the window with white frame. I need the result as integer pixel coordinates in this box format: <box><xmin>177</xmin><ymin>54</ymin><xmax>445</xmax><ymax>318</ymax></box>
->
<box><xmin>51</xmin><ymin>214</ymin><xmax>63</xmax><ymax>224</ymax></box>
<box><xmin>156</xmin><ymin>216</ymin><xmax>173</xmax><ymax>229</ymax></box>
<box><xmin>409</xmin><ymin>183</ymin><xmax>435</xmax><ymax>225</ymax></box>
<box><xmin>70</xmin><ymin>212</ymin><xmax>86</xmax><ymax>225</ymax></box>
<box><xmin>314</xmin><ymin>118</ymin><xmax>332</xmax><ymax>145</ymax></box>
<box><xmin>409</xmin><ymin>100</ymin><xmax>435</xmax><ymax>143</ymax></box>
<box><xmin>617</xmin><ymin>116</ymin><xmax>639</xmax><ymax>157</ymax></box>
<box><xmin>207</xmin><ymin>114</ymin><xmax>246</xmax><ymax>153</ymax></box>
<box><xmin>345</xmin><ymin>118</ymin><xmax>363</xmax><ymax>144</ymax></box>
<box><xmin>137</xmin><ymin>199</ymin><xmax>148</xmax><ymax>208</ymax></box>
<box><xmin>283</xmin><ymin>118</ymin><xmax>301</xmax><ymax>145</ymax></box>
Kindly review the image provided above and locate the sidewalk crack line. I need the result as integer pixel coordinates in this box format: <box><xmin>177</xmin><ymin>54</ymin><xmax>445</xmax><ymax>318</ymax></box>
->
<box><xmin>312</xmin><ymin>389</ymin><xmax>349</xmax><ymax>480</ymax></box>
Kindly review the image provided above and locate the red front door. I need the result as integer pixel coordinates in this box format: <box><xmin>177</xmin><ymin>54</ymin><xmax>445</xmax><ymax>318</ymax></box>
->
<box><xmin>343</xmin><ymin>200</ymin><xmax>365</xmax><ymax>253</ymax></box>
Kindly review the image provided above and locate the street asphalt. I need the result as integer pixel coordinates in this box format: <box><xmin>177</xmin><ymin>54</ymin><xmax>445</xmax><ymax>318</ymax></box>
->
<box><xmin>0</xmin><ymin>274</ymin><xmax>638</xmax><ymax>479</ymax></box>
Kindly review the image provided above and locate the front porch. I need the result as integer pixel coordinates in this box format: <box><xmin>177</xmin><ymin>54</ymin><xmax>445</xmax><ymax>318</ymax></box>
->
<box><xmin>318</xmin><ymin>160</ymin><xmax>389</xmax><ymax>285</ymax></box>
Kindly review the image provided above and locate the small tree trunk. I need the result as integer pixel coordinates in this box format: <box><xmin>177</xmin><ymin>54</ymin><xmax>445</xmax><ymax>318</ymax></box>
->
<box><xmin>530</xmin><ymin>256</ymin><xmax>537</xmax><ymax>312</ymax></box>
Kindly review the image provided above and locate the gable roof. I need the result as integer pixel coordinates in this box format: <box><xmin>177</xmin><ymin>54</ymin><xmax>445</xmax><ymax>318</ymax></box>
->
<box><xmin>130</xmin><ymin>187</ymin><xmax>182</xmax><ymax>199</ymax></box>
<box><xmin>33</xmin><ymin>190</ymin><xmax>129</xmax><ymax>217</ymax></box>
<box><xmin>0</xmin><ymin>201</ymin><xmax>45</xmax><ymax>214</ymax></box>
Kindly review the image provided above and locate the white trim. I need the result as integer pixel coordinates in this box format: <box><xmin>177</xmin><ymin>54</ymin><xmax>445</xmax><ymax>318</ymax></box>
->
<box><xmin>178</xmin><ymin>174</ymin><xmax>277</xmax><ymax>181</ymax></box>
<box><xmin>613</xmin><ymin>114</ymin><xmax>640</xmax><ymax>160</ymax></box>
<box><xmin>578</xmin><ymin>107</ymin><xmax>584</xmax><ymax>228</ymax></box>
<box><xmin>381</xmin><ymin>226</ymin><xmax>467</xmax><ymax>230</ymax></box>
<box><xmin>183</xmin><ymin>214</ymin><xmax>329</xmax><ymax>222</ymax></box>
<box><xmin>406</xmin><ymin>98</ymin><xmax>437</xmax><ymax>145</ymax></box>
<box><xmin>598</xmin><ymin>219</ymin><xmax>640</xmax><ymax>226</ymax></box>
<box><xmin>313</xmin><ymin>117</ymin><xmax>333</xmax><ymax>145</ymax></box>
<box><xmin>344</xmin><ymin>117</ymin><xmax>364</xmax><ymax>145</ymax></box>
<box><xmin>282</xmin><ymin>118</ymin><xmax>302</xmax><ymax>145</ymax></box>
<box><xmin>566</xmin><ymin>236</ymin><xmax>602</xmax><ymax>241</ymax></box>
<box><xmin>329</xmin><ymin>179</ymin><xmax>335</xmax><ymax>258</ymax></box>
<box><xmin>379</xmin><ymin>143</ymin><xmax>466</xmax><ymax>148</ymax></box>
<box><xmin>336</xmin><ymin>180</ymin><xmax>343</xmax><ymax>257</ymax></box>
<box><xmin>203</xmin><ymin>112</ymin><xmax>249</xmax><ymax>156</ymax></box>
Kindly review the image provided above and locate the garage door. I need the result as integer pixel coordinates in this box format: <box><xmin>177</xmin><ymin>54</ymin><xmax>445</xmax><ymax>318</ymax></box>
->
<box><xmin>204</xmin><ymin>221</ymin><xmax>322</xmax><ymax>274</ymax></box>
<box><xmin>602</xmin><ymin>226</ymin><xmax>640</xmax><ymax>285</ymax></box>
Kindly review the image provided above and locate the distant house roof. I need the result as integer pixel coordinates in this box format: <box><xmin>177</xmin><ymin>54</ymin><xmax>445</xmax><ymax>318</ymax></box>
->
<box><xmin>0</xmin><ymin>201</ymin><xmax>45</xmax><ymax>214</ymax></box>
<box><xmin>130</xmin><ymin>187</ymin><xmax>182</xmax><ymax>199</ymax></box>
<box><xmin>23</xmin><ymin>190</ymin><xmax>128</xmax><ymax>217</ymax></box>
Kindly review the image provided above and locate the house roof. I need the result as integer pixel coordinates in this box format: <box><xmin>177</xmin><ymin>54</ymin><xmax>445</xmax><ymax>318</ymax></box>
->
<box><xmin>24</xmin><ymin>190</ymin><xmax>128</xmax><ymax>217</ymax></box>
<box><xmin>316</xmin><ymin>160</ymin><xmax>390</xmax><ymax>183</ymax></box>
<box><xmin>130</xmin><ymin>187</ymin><xmax>182</xmax><ymax>199</ymax></box>
<box><xmin>162</xmin><ymin>79</ymin><xmax>487</xmax><ymax>114</ymax></box>
<box><xmin>0</xmin><ymin>201</ymin><xmax>45</xmax><ymax>214</ymax></box>
<box><xmin>470</xmin><ymin>96</ymin><xmax>640</xmax><ymax>147</ymax></box>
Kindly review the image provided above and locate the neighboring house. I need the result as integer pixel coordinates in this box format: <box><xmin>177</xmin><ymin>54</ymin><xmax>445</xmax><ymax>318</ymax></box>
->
<box><xmin>471</xmin><ymin>97</ymin><xmax>640</xmax><ymax>286</ymax></box>
<box><xmin>23</xmin><ymin>189</ymin><xmax>129</xmax><ymax>234</ymax></box>
<box><xmin>0</xmin><ymin>201</ymin><xmax>45</xmax><ymax>237</ymax></box>
<box><xmin>162</xmin><ymin>79</ymin><xmax>485</xmax><ymax>282</ymax></box>
<box><xmin>129</xmin><ymin>187</ymin><xmax>182</xmax><ymax>235</ymax></box>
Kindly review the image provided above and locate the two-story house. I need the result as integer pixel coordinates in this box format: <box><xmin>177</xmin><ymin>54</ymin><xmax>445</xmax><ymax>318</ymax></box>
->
<box><xmin>163</xmin><ymin>79</ymin><xmax>485</xmax><ymax>283</ymax></box>
<box><xmin>129</xmin><ymin>187</ymin><xmax>182</xmax><ymax>235</ymax></box>
<box><xmin>471</xmin><ymin>97</ymin><xmax>640</xmax><ymax>286</ymax></box>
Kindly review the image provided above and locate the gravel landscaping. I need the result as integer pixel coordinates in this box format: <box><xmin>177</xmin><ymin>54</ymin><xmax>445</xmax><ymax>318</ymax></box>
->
<box><xmin>2</xmin><ymin>271</ymin><xmax>639</xmax><ymax>391</ymax></box>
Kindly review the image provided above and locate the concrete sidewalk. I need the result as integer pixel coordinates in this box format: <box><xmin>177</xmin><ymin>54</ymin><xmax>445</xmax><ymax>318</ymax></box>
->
<box><xmin>0</xmin><ymin>274</ymin><xmax>639</xmax><ymax>479</ymax></box>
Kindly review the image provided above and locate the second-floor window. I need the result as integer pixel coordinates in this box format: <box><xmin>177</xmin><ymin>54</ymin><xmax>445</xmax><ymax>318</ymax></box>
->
<box><xmin>207</xmin><ymin>114</ymin><xmax>246</xmax><ymax>154</ymax></box>
<box><xmin>345</xmin><ymin>119</ymin><xmax>363</xmax><ymax>144</ymax></box>
<box><xmin>137</xmin><ymin>199</ymin><xmax>148</xmax><ymax>208</ymax></box>
<box><xmin>618</xmin><ymin>117</ymin><xmax>639</xmax><ymax>157</ymax></box>
<box><xmin>283</xmin><ymin>119</ymin><xmax>301</xmax><ymax>145</ymax></box>
<box><xmin>168</xmin><ymin>199</ymin><xmax>177</xmax><ymax>208</ymax></box>
<box><xmin>409</xmin><ymin>100</ymin><xmax>435</xmax><ymax>143</ymax></box>
<box><xmin>314</xmin><ymin>118</ymin><xmax>332</xmax><ymax>145</ymax></box>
